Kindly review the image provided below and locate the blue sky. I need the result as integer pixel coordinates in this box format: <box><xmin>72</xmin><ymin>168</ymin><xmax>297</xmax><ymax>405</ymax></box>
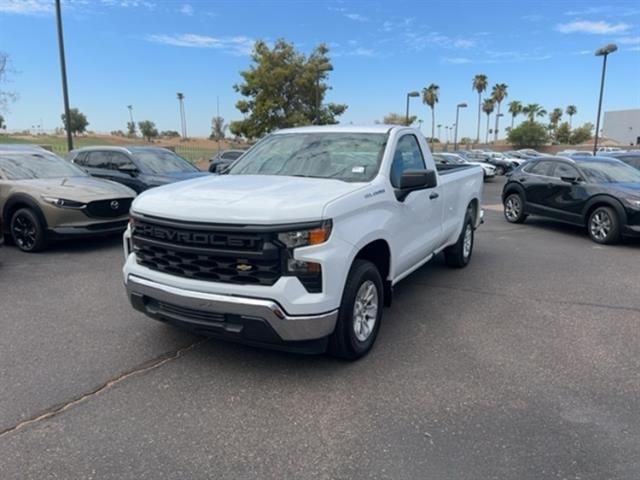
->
<box><xmin>1</xmin><ymin>0</ymin><xmax>639</xmax><ymax>139</ymax></box>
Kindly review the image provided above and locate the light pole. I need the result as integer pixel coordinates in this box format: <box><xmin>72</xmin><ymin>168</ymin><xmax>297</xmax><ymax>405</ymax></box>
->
<box><xmin>437</xmin><ymin>124</ymin><xmax>442</xmax><ymax>142</ymax></box>
<box><xmin>593</xmin><ymin>43</ymin><xmax>617</xmax><ymax>155</ymax></box>
<box><xmin>453</xmin><ymin>103</ymin><xmax>467</xmax><ymax>151</ymax></box>
<box><xmin>445</xmin><ymin>126</ymin><xmax>449</xmax><ymax>144</ymax></box>
<box><xmin>405</xmin><ymin>91</ymin><xmax>419</xmax><ymax>126</ymax></box>
<box><xmin>177</xmin><ymin>92</ymin><xmax>187</xmax><ymax>140</ymax></box>
<box><xmin>55</xmin><ymin>0</ymin><xmax>73</xmax><ymax>151</ymax></box>
<box><xmin>127</xmin><ymin>105</ymin><xmax>135</xmax><ymax>136</ymax></box>
<box><xmin>418</xmin><ymin>119</ymin><xmax>423</xmax><ymax>134</ymax></box>
<box><xmin>315</xmin><ymin>64</ymin><xmax>333</xmax><ymax>125</ymax></box>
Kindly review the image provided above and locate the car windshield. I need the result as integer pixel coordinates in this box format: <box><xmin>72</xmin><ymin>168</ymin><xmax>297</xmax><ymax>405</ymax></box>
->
<box><xmin>579</xmin><ymin>160</ymin><xmax>640</xmax><ymax>183</ymax></box>
<box><xmin>0</xmin><ymin>152</ymin><xmax>87</xmax><ymax>180</ymax></box>
<box><xmin>441</xmin><ymin>154</ymin><xmax>465</xmax><ymax>164</ymax></box>
<box><xmin>228</xmin><ymin>132</ymin><xmax>388</xmax><ymax>182</ymax></box>
<box><xmin>132</xmin><ymin>149</ymin><xmax>198</xmax><ymax>174</ymax></box>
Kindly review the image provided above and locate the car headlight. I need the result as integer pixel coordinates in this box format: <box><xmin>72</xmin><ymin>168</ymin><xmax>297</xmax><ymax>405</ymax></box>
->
<box><xmin>624</xmin><ymin>197</ymin><xmax>640</xmax><ymax>209</ymax></box>
<box><xmin>277</xmin><ymin>220</ymin><xmax>332</xmax><ymax>249</ymax></box>
<box><xmin>41</xmin><ymin>196</ymin><xmax>86</xmax><ymax>209</ymax></box>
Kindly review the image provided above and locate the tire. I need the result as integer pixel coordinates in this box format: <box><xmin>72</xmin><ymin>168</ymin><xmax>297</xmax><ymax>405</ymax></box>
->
<box><xmin>587</xmin><ymin>206</ymin><xmax>621</xmax><ymax>245</ymax></box>
<box><xmin>495</xmin><ymin>165</ymin><xmax>505</xmax><ymax>176</ymax></box>
<box><xmin>503</xmin><ymin>192</ymin><xmax>527</xmax><ymax>224</ymax></box>
<box><xmin>208</xmin><ymin>163</ymin><xmax>216</xmax><ymax>173</ymax></box>
<box><xmin>10</xmin><ymin>208</ymin><xmax>47</xmax><ymax>252</ymax></box>
<box><xmin>328</xmin><ymin>260</ymin><xmax>383</xmax><ymax>361</ymax></box>
<box><xmin>444</xmin><ymin>209</ymin><xmax>475</xmax><ymax>268</ymax></box>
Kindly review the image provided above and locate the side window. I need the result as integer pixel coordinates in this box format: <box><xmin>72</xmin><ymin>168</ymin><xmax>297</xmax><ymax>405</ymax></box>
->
<box><xmin>527</xmin><ymin>161</ymin><xmax>554</xmax><ymax>176</ymax></box>
<box><xmin>86</xmin><ymin>151</ymin><xmax>110</xmax><ymax>169</ymax></box>
<box><xmin>72</xmin><ymin>152</ymin><xmax>87</xmax><ymax>165</ymax></box>
<box><xmin>552</xmin><ymin>162</ymin><xmax>580</xmax><ymax>179</ymax></box>
<box><xmin>109</xmin><ymin>152</ymin><xmax>134</xmax><ymax>170</ymax></box>
<box><xmin>390</xmin><ymin>135</ymin><xmax>426</xmax><ymax>187</ymax></box>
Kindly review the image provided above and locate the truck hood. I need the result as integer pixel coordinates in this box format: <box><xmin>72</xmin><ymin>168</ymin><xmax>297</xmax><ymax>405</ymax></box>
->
<box><xmin>132</xmin><ymin>174</ymin><xmax>366</xmax><ymax>224</ymax></box>
<box><xmin>16</xmin><ymin>176</ymin><xmax>136</xmax><ymax>202</ymax></box>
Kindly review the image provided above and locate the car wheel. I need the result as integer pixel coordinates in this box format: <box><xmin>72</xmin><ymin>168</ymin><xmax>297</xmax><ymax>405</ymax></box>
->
<box><xmin>444</xmin><ymin>209</ymin><xmax>475</xmax><ymax>268</ymax></box>
<box><xmin>328</xmin><ymin>260</ymin><xmax>383</xmax><ymax>361</ymax></box>
<box><xmin>208</xmin><ymin>163</ymin><xmax>217</xmax><ymax>173</ymax></box>
<box><xmin>588</xmin><ymin>206</ymin><xmax>621</xmax><ymax>245</ymax></box>
<box><xmin>495</xmin><ymin>165</ymin><xmax>505</xmax><ymax>175</ymax></box>
<box><xmin>503</xmin><ymin>193</ymin><xmax>527</xmax><ymax>224</ymax></box>
<box><xmin>11</xmin><ymin>208</ymin><xmax>47</xmax><ymax>252</ymax></box>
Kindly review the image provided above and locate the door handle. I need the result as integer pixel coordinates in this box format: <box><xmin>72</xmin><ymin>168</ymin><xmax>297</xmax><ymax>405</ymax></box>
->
<box><xmin>429</xmin><ymin>192</ymin><xmax>439</xmax><ymax>200</ymax></box>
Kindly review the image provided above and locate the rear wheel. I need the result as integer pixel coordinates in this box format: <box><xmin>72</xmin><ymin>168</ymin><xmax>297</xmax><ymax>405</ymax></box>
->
<box><xmin>328</xmin><ymin>260</ymin><xmax>383</xmax><ymax>360</ymax></box>
<box><xmin>503</xmin><ymin>193</ymin><xmax>527</xmax><ymax>224</ymax></box>
<box><xmin>444</xmin><ymin>209</ymin><xmax>475</xmax><ymax>268</ymax></box>
<box><xmin>588</xmin><ymin>206</ymin><xmax>621</xmax><ymax>245</ymax></box>
<box><xmin>11</xmin><ymin>208</ymin><xmax>47</xmax><ymax>252</ymax></box>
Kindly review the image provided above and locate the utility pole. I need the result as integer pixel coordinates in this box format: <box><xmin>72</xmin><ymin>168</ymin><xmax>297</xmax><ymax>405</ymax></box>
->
<box><xmin>55</xmin><ymin>0</ymin><xmax>73</xmax><ymax>151</ymax></box>
<box><xmin>177</xmin><ymin>92</ymin><xmax>187</xmax><ymax>140</ymax></box>
<box><xmin>216</xmin><ymin>96</ymin><xmax>221</xmax><ymax>156</ymax></box>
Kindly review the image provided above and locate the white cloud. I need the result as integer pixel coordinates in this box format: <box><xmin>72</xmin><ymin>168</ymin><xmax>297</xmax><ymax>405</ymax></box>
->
<box><xmin>617</xmin><ymin>36</ymin><xmax>640</xmax><ymax>45</ymax></box>
<box><xmin>146</xmin><ymin>34</ymin><xmax>255</xmax><ymax>55</ymax></box>
<box><xmin>405</xmin><ymin>31</ymin><xmax>476</xmax><ymax>50</ymax></box>
<box><xmin>344</xmin><ymin>13</ymin><xmax>368</xmax><ymax>22</ymax></box>
<box><xmin>556</xmin><ymin>20</ymin><xmax>630</xmax><ymax>34</ymax></box>
<box><xmin>442</xmin><ymin>57</ymin><xmax>471</xmax><ymax>64</ymax></box>
<box><xmin>453</xmin><ymin>39</ymin><xmax>476</xmax><ymax>48</ymax></box>
<box><xmin>564</xmin><ymin>7</ymin><xmax>609</xmax><ymax>16</ymax></box>
<box><xmin>349</xmin><ymin>47</ymin><xmax>374</xmax><ymax>57</ymax></box>
<box><xmin>180</xmin><ymin>3</ymin><xmax>193</xmax><ymax>16</ymax></box>
<box><xmin>630</xmin><ymin>46</ymin><xmax>640</xmax><ymax>51</ymax></box>
<box><xmin>0</xmin><ymin>0</ymin><xmax>52</xmax><ymax>15</ymax></box>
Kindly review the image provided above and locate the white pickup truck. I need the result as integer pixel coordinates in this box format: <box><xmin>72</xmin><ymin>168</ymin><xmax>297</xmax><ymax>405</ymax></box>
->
<box><xmin>123</xmin><ymin>126</ymin><xmax>483</xmax><ymax>359</ymax></box>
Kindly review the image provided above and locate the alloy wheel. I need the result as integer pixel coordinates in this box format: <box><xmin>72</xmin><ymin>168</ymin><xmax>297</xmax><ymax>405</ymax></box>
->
<box><xmin>590</xmin><ymin>211</ymin><xmax>612</xmax><ymax>242</ymax></box>
<box><xmin>353</xmin><ymin>280</ymin><xmax>379</xmax><ymax>342</ymax></box>
<box><xmin>505</xmin><ymin>195</ymin><xmax>521</xmax><ymax>221</ymax></box>
<box><xmin>12</xmin><ymin>214</ymin><xmax>37</xmax><ymax>250</ymax></box>
<box><xmin>462</xmin><ymin>224</ymin><xmax>473</xmax><ymax>259</ymax></box>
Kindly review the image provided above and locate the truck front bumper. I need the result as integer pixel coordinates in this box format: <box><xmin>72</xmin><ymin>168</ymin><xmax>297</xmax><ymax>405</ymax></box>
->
<box><xmin>126</xmin><ymin>275</ymin><xmax>339</xmax><ymax>351</ymax></box>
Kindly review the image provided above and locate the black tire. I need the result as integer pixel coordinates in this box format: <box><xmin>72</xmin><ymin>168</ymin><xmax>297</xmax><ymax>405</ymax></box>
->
<box><xmin>10</xmin><ymin>208</ymin><xmax>47</xmax><ymax>252</ymax></box>
<box><xmin>208</xmin><ymin>163</ymin><xmax>216</xmax><ymax>173</ymax></box>
<box><xmin>495</xmin><ymin>165</ymin><xmax>505</xmax><ymax>176</ymax></box>
<box><xmin>587</xmin><ymin>206</ymin><xmax>621</xmax><ymax>245</ymax></box>
<box><xmin>503</xmin><ymin>192</ymin><xmax>527</xmax><ymax>224</ymax></box>
<box><xmin>444</xmin><ymin>209</ymin><xmax>475</xmax><ymax>268</ymax></box>
<box><xmin>328</xmin><ymin>260</ymin><xmax>383</xmax><ymax>361</ymax></box>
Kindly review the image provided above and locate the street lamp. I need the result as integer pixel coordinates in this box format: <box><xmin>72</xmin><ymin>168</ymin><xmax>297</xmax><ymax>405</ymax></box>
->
<box><xmin>405</xmin><ymin>91</ymin><xmax>419</xmax><ymax>125</ymax></box>
<box><xmin>55</xmin><ymin>0</ymin><xmax>73</xmax><ymax>151</ymax></box>
<box><xmin>177</xmin><ymin>92</ymin><xmax>187</xmax><ymax>139</ymax></box>
<box><xmin>445</xmin><ymin>126</ymin><xmax>449</xmax><ymax>143</ymax></box>
<box><xmin>593</xmin><ymin>43</ymin><xmax>617</xmax><ymax>155</ymax></box>
<box><xmin>453</xmin><ymin>103</ymin><xmax>467</xmax><ymax>151</ymax></box>
<box><xmin>127</xmin><ymin>105</ymin><xmax>135</xmax><ymax>136</ymax></box>
<box><xmin>315</xmin><ymin>64</ymin><xmax>333</xmax><ymax>124</ymax></box>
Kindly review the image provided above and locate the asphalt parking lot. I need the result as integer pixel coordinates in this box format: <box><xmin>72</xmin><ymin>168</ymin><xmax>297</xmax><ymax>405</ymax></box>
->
<box><xmin>1</xmin><ymin>177</ymin><xmax>639</xmax><ymax>480</ymax></box>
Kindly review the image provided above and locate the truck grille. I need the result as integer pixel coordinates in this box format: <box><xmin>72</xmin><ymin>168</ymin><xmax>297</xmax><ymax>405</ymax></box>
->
<box><xmin>131</xmin><ymin>218</ymin><xmax>282</xmax><ymax>286</ymax></box>
<box><xmin>86</xmin><ymin>198</ymin><xmax>132</xmax><ymax>218</ymax></box>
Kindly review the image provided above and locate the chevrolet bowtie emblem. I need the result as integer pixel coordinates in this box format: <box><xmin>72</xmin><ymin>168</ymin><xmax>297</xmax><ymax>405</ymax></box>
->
<box><xmin>236</xmin><ymin>263</ymin><xmax>253</xmax><ymax>272</ymax></box>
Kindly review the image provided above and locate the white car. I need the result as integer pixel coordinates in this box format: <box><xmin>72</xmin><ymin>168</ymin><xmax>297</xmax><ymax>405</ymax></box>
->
<box><xmin>597</xmin><ymin>146</ymin><xmax>623</xmax><ymax>153</ymax></box>
<box><xmin>123</xmin><ymin>126</ymin><xmax>483</xmax><ymax>359</ymax></box>
<box><xmin>433</xmin><ymin>153</ymin><xmax>496</xmax><ymax>180</ymax></box>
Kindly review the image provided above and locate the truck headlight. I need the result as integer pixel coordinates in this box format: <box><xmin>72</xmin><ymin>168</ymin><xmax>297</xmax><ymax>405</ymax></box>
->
<box><xmin>41</xmin><ymin>196</ymin><xmax>86</xmax><ymax>209</ymax></box>
<box><xmin>277</xmin><ymin>220</ymin><xmax>332</xmax><ymax>249</ymax></box>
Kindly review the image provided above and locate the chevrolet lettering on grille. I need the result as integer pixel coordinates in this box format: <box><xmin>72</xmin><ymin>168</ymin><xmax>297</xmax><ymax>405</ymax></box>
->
<box><xmin>138</xmin><ymin>224</ymin><xmax>257</xmax><ymax>248</ymax></box>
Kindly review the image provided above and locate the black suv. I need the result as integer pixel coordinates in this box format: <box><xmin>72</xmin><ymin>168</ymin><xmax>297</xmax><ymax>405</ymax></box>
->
<box><xmin>502</xmin><ymin>156</ymin><xmax>640</xmax><ymax>244</ymax></box>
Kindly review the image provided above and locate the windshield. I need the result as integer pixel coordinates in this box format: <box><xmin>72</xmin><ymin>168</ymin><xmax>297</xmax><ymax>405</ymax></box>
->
<box><xmin>132</xmin><ymin>149</ymin><xmax>198</xmax><ymax>174</ymax></box>
<box><xmin>228</xmin><ymin>132</ymin><xmax>388</xmax><ymax>182</ymax></box>
<box><xmin>442</xmin><ymin>154</ymin><xmax>465</xmax><ymax>164</ymax></box>
<box><xmin>579</xmin><ymin>160</ymin><xmax>640</xmax><ymax>183</ymax></box>
<box><xmin>0</xmin><ymin>152</ymin><xmax>88</xmax><ymax>180</ymax></box>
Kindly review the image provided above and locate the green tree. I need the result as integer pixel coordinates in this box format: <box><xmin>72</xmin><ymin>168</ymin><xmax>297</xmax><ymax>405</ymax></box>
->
<box><xmin>1</xmin><ymin>52</ymin><xmax>18</xmax><ymax>112</ymax></box>
<box><xmin>210</xmin><ymin>116</ymin><xmax>227</xmax><ymax>141</ymax></box>
<box><xmin>160</xmin><ymin>130</ymin><xmax>180</xmax><ymax>138</ymax></box>
<box><xmin>383</xmin><ymin>112</ymin><xmax>416</xmax><ymax>126</ymax></box>
<box><xmin>491</xmin><ymin>83</ymin><xmax>508</xmax><ymax>142</ymax></box>
<box><xmin>60</xmin><ymin>108</ymin><xmax>89</xmax><ymax>136</ymax></box>
<box><xmin>556</xmin><ymin>122</ymin><xmax>571</xmax><ymax>144</ymax></box>
<box><xmin>230</xmin><ymin>40</ymin><xmax>347</xmax><ymax>139</ymax></box>
<box><xmin>549</xmin><ymin>108</ymin><xmax>563</xmax><ymax>140</ymax></box>
<box><xmin>570</xmin><ymin>123</ymin><xmax>593</xmax><ymax>144</ymax></box>
<box><xmin>127</xmin><ymin>121</ymin><xmax>136</xmax><ymax>137</ymax></box>
<box><xmin>472</xmin><ymin>74</ymin><xmax>488</xmax><ymax>143</ymax></box>
<box><xmin>422</xmin><ymin>83</ymin><xmax>439</xmax><ymax>145</ymax></box>
<box><xmin>508</xmin><ymin>100</ymin><xmax>522</xmax><ymax>129</ymax></box>
<box><xmin>482</xmin><ymin>98</ymin><xmax>494</xmax><ymax>144</ymax></box>
<box><xmin>138</xmin><ymin>120</ymin><xmax>158</xmax><ymax>142</ymax></box>
<box><xmin>566</xmin><ymin>105</ymin><xmax>577</xmax><ymax>128</ymax></box>
<box><xmin>0</xmin><ymin>114</ymin><xmax>5</xmax><ymax>130</ymax></box>
<box><xmin>507</xmin><ymin>121</ymin><xmax>549</xmax><ymax>148</ymax></box>
<box><xmin>522</xmin><ymin>104</ymin><xmax>547</xmax><ymax>122</ymax></box>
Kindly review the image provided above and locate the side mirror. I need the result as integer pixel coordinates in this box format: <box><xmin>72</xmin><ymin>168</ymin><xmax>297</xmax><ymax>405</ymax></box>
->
<box><xmin>118</xmin><ymin>164</ymin><xmax>139</xmax><ymax>176</ymax></box>
<box><xmin>396</xmin><ymin>169</ymin><xmax>437</xmax><ymax>201</ymax></box>
<box><xmin>560</xmin><ymin>176</ymin><xmax>582</xmax><ymax>184</ymax></box>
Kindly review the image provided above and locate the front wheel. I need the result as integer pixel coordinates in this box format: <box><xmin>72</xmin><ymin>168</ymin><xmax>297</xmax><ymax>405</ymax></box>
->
<box><xmin>328</xmin><ymin>260</ymin><xmax>383</xmax><ymax>361</ymax></box>
<box><xmin>444</xmin><ymin>210</ymin><xmax>475</xmax><ymax>268</ymax></box>
<box><xmin>503</xmin><ymin>193</ymin><xmax>527</xmax><ymax>224</ymax></box>
<box><xmin>588</xmin><ymin>206</ymin><xmax>621</xmax><ymax>245</ymax></box>
<box><xmin>11</xmin><ymin>208</ymin><xmax>47</xmax><ymax>252</ymax></box>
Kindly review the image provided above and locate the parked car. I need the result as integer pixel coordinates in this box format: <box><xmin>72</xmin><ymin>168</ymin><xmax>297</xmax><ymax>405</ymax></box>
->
<box><xmin>67</xmin><ymin>146</ymin><xmax>208</xmax><ymax>193</ymax></box>
<box><xmin>0</xmin><ymin>148</ymin><xmax>136</xmax><ymax>252</ymax></box>
<box><xmin>557</xmin><ymin>149</ymin><xmax>593</xmax><ymax>157</ymax></box>
<box><xmin>208</xmin><ymin>149</ymin><xmax>246</xmax><ymax>173</ymax></box>
<box><xmin>599</xmin><ymin>150</ymin><xmax>640</xmax><ymax>170</ymax></box>
<box><xmin>517</xmin><ymin>148</ymin><xmax>548</xmax><ymax>157</ymax></box>
<box><xmin>433</xmin><ymin>152</ymin><xmax>496</xmax><ymax>180</ymax></box>
<box><xmin>123</xmin><ymin>125</ymin><xmax>484</xmax><ymax>359</ymax></box>
<box><xmin>597</xmin><ymin>146</ymin><xmax>622</xmax><ymax>153</ymax></box>
<box><xmin>502</xmin><ymin>156</ymin><xmax>640</xmax><ymax>244</ymax></box>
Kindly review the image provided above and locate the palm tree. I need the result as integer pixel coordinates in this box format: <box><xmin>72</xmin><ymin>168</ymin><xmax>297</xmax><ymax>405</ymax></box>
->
<box><xmin>549</xmin><ymin>108</ymin><xmax>563</xmax><ymax>136</ymax></box>
<box><xmin>566</xmin><ymin>105</ymin><xmax>577</xmax><ymax>129</ymax></box>
<box><xmin>482</xmin><ymin>98</ymin><xmax>495</xmax><ymax>144</ymax></box>
<box><xmin>507</xmin><ymin>100</ymin><xmax>522</xmax><ymax>129</ymax></box>
<box><xmin>472</xmin><ymin>74</ymin><xmax>488</xmax><ymax>143</ymax></box>
<box><xmin>422</xmin><ymin>84</ymin><xmax>440</xmax><ymax>144</ymax></box>
<box><xmin>522</xmin><ymin>103</ymin><xmax>547</xmax><ymax>122</ymax></box>
<box><xmin>491</xmin><ymin>83</ymin><xmax>508</xmax><ymax>142</ymax></box>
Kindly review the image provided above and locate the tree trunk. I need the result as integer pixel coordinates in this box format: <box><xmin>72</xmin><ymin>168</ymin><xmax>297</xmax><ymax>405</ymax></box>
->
<box><xmin>511</xmin><ymin>115</ymin><xmax>515</xmax><ymax>129</ymax></box>
<box><xmin>431</xmin><ymin>107</ymin><xmax>435</xmax><ymax>144</ymax></box>
<box><xmin>476</xmin><ymin>93</ymin><xmax>481</xmax><ymax>143</ymax></box>
<box><xmin>485</xmin><ymin>114</ymin><xmax>490</xmax><ymax>144</ymax></box>
<box><xmin>494</xmin><ymin>102</ymin><xmax>500</xmax><ymax>143</ymax></box>
<box><xmin>569</xmin><ymin>115</ymin><xmax>573</xmax><ymax>129</ymax></box>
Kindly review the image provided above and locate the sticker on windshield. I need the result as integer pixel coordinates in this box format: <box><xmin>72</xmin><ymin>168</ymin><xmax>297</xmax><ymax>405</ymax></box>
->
<box><xmin>352</xmin><ymin>166</ymin><xmax>366</xmax><ymax>174</ymax></box>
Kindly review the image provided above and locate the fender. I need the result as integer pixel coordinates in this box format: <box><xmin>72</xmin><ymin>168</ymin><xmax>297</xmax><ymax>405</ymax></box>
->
<box><xmin>582</xmin><ymin>194</ymin><xmax>628</xmax><ymax>225</ymax></box>
<box><xmin>2</xmin><ymin>193</ymin><xmax>49</xmax><ymax>232</ymax></box>
<box><xmin>502</xmin><ymin>181</ymin><xmax>526</xmax><ymax>202</ymax></box>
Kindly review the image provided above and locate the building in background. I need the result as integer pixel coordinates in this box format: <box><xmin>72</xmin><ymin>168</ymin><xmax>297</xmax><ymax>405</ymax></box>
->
<box><xmin>602</xmin><ymin>109</ymin><xmax>640</xmax><ymax>146</ymax></box>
